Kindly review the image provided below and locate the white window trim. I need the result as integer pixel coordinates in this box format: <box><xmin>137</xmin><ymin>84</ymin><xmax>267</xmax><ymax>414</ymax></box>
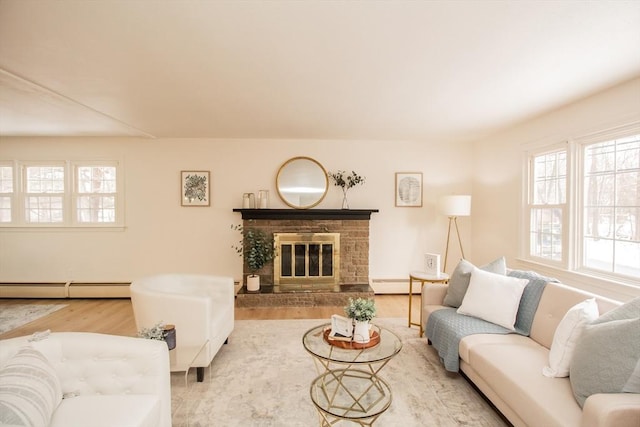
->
<box><xmin>574</xmin><ymin>123</ymin><xmax>640</xmax><ymax>282</ymax></box>
<box><xmin>521</xmin><ymin>141</ymin><xmax>570</xmax><ymax>270</ymax></box>
<box><xmin>520</xmin><ymin>122</ymin><xmax>640</xmax><ymax>289</ymax></box>
<box><xmin>0</xmin><ymin>159</ymin><xmax>125</xmax><ymax>229</ymax></box>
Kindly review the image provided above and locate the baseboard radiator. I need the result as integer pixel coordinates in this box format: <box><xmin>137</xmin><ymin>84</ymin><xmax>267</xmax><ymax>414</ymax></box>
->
<box><xmin>0</xmin><ymin>282</ymin><xmax>131</xmax><ymax>298</ymax></box>
<box><xmin>369</xmin><ymin>278</ymin><xmax>418</xmax><ymax>294</ymax></box>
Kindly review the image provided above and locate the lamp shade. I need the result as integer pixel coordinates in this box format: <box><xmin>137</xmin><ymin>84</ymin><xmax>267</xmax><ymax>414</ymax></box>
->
<box><xmin>439</xmin><ymin>195</ymin><xmax>471</xmax><ymax>217</ymax></box>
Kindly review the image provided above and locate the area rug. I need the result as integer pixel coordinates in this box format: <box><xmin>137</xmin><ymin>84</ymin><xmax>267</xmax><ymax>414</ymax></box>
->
<box><xmin>170</xmin><ymin>318</ymin><xmax>508</xmax><ymax>427</ymax></box>
<box><xmin>0</xmin><ymin>304</ymin><xmax>68</xmax><ymax>335</ymax></box>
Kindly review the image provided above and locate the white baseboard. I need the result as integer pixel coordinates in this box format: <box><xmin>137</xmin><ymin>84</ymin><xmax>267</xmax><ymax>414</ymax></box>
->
<box><xmin>369</xmin><ymin>278</ymin><xmax>418</xmax><ymax>294</ymax></box>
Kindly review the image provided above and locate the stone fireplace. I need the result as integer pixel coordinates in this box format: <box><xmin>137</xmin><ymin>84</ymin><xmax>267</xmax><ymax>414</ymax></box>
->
<box><xmin>233</xmin><ymin>209</ymin><xmax>378</xmax><ymax>294</ymax></box>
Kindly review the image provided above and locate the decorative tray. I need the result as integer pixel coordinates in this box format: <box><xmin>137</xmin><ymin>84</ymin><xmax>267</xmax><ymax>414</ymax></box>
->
<box><xmin>323</xmin><ymin>327</ymin><xmax>380</xmax><ymax>350</ymax></box>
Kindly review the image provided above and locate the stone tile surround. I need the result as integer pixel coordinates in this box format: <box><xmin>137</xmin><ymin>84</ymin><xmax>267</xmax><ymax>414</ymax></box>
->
<box><xmin>233</xmin><ymin>209</ymin><xmax>378</xmax><ymax>306</ymax></box>
<box><xmin>234</xmin><ymin>209</ymin><xmax>378</xmax><ymax>286</ymax></box>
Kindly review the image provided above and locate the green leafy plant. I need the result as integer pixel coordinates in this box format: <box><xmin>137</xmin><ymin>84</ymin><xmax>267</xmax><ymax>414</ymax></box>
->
<box><xmin>344</xmin><ymin>297</ymin><xmax>376</xmax><ymax>322</ymax></box>
<box><xmin>328</xmin><ymin>170</ymin><xmax>365</xmax><ymax>190</ymax></box>
<box><xmin>232</xmin><ymin>224</ymin><xmax>276</xmax><ymax>275</ymax></box>
<box><xmin>137</xmin><ymin>321</ymin><xmax>167</xmax><ymax>341</ymax></box>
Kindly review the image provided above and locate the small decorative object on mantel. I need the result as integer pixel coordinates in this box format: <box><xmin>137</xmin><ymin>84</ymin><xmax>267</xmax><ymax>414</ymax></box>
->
<box><xmin>328</xmin><ymin>170</ymin><xmax>365</xmax><ymax>209</ymax></box>
<box><xmin>242</xmin><ymin>193</ymin><xmax>255</xmax><ymax>209</ymax></box>
<box><xmin>344</xmin><ymin>297</ymin><xmax>376</xmax><ymax>344</ymax></box>
<box><xmin>137</xmin><ymin>321</ymin><xmax>176</xmax><ymax>350</ymax></box>
<box><xmin>232</xmin><ymin>223</ymin><xmax>276</xmax><ymax>292</ymax></box>
<box><xmin>258</xmin><ymin>190</ymin><xmax>269</xmax><ymax>208</ymax></box>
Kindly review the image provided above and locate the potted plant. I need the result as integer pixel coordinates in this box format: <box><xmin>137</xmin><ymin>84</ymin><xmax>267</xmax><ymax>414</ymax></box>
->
<box><xmin>232</xmin><ymin>224</ymin><xmax>276</xmax><ymax>292</ymax></box>
<box><xmin>344</xmin><ymin>297</ymin><xmax>376</xmax><ymax>343</ymax></box>
<box><xmin>328</xmin><ymin>170</ymin><xmax>365</xmax><ymax>209</ymax></box>
<box><xmin>137</xmin><ymin>321</ymin><xmax>176</xmax><ymax>350</ymax></box>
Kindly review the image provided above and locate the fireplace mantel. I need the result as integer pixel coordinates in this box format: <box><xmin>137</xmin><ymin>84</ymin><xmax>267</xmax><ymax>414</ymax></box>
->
<box><xmin>232</xmin><ymin>209</ymin><xmax>379</xmax><ymax>220</ymax></box>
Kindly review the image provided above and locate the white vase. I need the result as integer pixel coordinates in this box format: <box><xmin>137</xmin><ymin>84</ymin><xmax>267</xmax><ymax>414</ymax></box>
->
<box><xmin>353</xmin><ymin>320</ymin><xmax>370</xmax><ymax>344</ymax></box>
<box><xmin>247</xmin><ymin>275</ymin><xmax>260</xmax><ymax>292</ymax></box>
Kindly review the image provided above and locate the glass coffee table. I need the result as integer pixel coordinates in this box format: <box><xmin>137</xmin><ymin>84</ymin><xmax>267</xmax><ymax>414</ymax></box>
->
<box><xmin>302</xmin><ymin>323</ymin><xmax>402</xmax><ymax>426</ymax></box>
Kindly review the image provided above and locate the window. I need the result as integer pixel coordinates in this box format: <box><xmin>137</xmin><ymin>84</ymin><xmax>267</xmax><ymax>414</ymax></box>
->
<box><xmin>0</xmin><ymin>165</ymin><xmax>12</xmax><ymax>222</ymax></box>
<box><xmin>582</xmin><ymin>134</ymin><xmax>639</xmax><ymax>277</ymax></box>
<box><xmin>0</xmin><ymin>160</ymin><xmax>123</xmax><ymax>227</ymax></box>
<box><xmin>529</xmin><ymin>150</ymin><xmax>566</xmax><ymax>262</ymax></box>
<box><xmin>75</xmin><ymin>165</ymin><xmax>117</xmax><ymax>223</ymax></box>
<box><xmin>524</xmin><ymin>124</ymin><xmax>640</xmax><ymax>283</ymax></box>
<box><xmin>24</xmin><ymin>164</ymin><xmax>65</xmax><ymax>223</ymax></box>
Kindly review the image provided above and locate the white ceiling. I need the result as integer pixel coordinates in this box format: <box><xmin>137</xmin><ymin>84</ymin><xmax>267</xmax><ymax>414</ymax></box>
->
<box><xmin>1</xmin><ymin>1</ymin><xmax>639</xmax><ymax>142</ymax></box>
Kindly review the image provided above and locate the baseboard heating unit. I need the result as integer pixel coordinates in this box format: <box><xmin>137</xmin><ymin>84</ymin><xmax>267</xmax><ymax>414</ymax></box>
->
<box><xmin>0</xmin><ymin>282</ymin><xmax>131</xmax><ymax>298</ymax></box>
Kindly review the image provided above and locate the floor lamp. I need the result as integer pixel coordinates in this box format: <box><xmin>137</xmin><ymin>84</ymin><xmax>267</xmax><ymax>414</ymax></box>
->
<box><xmin>439</xmin><ymin>195</ymin><xmax>471</xmax><ymax>272</ymax></box>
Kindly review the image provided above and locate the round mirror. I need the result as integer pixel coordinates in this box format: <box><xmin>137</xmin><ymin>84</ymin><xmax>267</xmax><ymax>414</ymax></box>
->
<box><xmin>276</xmin><ymin>157</ymin><xmax>328</xmax><ymax>209</ymax></box>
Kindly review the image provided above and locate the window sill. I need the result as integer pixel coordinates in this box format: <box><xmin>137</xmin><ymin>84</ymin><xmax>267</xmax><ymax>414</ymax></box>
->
<box><xmin>514</xmin><ymin>258</ymin><xmax>640</xmax><ymax>302</ymax></box>
<box><xmin>0</xmin><ymin>226</ymin><xmax>126</xmax><ymax>232</ymax></box>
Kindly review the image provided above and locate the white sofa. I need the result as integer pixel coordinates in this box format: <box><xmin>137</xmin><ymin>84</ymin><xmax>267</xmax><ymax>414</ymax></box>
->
<box><xmin>0</xmin><ymin>332</ymin><xmax>171</xmax><ymax>427</ymax></box>
<box><xmin>422</xmin><ymin>279</ymin><xmax>640</xmax><ymax>427</ymax></box>
<box><xmin>130</xmin><ymin>274</ymin><xmax>235</xmax><ymax>381</ymax></box>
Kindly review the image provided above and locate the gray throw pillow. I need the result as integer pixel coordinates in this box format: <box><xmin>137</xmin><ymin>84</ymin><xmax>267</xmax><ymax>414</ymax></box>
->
<box><xmin>592</xmin><ymin>296</ymin><xmax>640</xmax><ymax>325</ymax></box>
<box><xmin>569</xmin><ymin>297</ymin><xmax>640</xmax><ymax>408</ymax></box>
<box><xmin>443</xmin><ymin>257</ymin><xmax>506</xmax><ymax>308</ymax></box>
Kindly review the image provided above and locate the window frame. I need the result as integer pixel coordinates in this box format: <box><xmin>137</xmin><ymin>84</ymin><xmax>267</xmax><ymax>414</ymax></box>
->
<box><xmin>525</xmin><ymin>144</ymin><xmax>570</xmax><ymax>269</ymax></box>
<box><xmin>521</xmin><ymin>122</ymin><xmax>640</xmax><ymax>286</ymax></box>
<box><xmin>0</xmin><ymin>159</ymin><xmax>124</xmax><ymax>229</ymax></box>
<box><xmin>0</xmin><ymin>162</ymin><xmax>15</xmax><ymax>223</ymax></box>
<box><xmin>575</xmin><ymin>126</ymin><xmax>640</xmax><ymax>281</ymax></box>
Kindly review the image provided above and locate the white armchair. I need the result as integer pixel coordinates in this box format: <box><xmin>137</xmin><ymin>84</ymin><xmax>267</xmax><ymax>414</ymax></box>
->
<box><xmin>130</xmin><ymin>274</ymin><xmax>235</xmax><ymax>381</ymax></box>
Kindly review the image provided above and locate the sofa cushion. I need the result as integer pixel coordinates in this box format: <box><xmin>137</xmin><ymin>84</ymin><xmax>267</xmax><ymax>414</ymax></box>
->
<box><xmin>459</xmin><ymin>333</ymin><xmax>535</xmax><ymax>365</ymax></box>
<box><xmin>457</xmin><ymin>267</ymin><xmax>528</xmax><ymax>330</ymax></box>
<box><xmin>50</xmin><ymin>395</ymin><xmax>161</xmax><ymax>427</ymax></box>
<box><xmin>570</xmin><ymin>316</ymin><xmax>640</xmax><ymax>408</ymax></box>
<box><xmin>467</xmin><ymin>339</ymin><xmax>583</xmax><ymax>427</ymax></box>
<box><xmin>543</xmin><ymin>298</ymin><xmax>599</xmax><ymax>378</ymax></box>
<box><xmin>0</xmin><ymin>346</ymin><xmax>63</xmax><ymax>427</ymax></box>
<box><xmin>529</xmin><ymin>282</ymin><xmax>620</xmax><ymax>350</ymax></box>
<box><xmin>443</xmin><ymin>257</ymin><xmax>506</xmax><ymax>308</ymax></box>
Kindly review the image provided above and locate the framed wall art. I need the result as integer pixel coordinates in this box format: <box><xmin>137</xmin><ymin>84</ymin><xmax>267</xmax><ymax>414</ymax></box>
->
<box><xmin>395</xmin><ymin>172</ymin><xmax>422</xmax><ymax>207</ymax></box>
<box><xmin>181</xmin><ymin>171</ymin><xmax>210</xmax><ymax>206</ymax></box>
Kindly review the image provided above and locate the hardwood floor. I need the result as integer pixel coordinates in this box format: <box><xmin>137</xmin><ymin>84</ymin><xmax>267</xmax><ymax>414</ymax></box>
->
<box><xmin>0</xmin><ymin>294</ymin><xmax>421</xmax><ymax>340</ymax></box>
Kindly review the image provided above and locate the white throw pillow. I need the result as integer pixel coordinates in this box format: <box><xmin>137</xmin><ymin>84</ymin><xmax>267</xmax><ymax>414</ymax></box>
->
<box><xmin>543</xmin><ymin>298</ymin><xmax>599</xmax><ymax>378</ymax></box>
<box><xmin>457</xmin><ymin>267</ymin><xmax>528</xmax><ymax>330</ymax></box>
<box><xmin>0</xmin><ymin>346</ymin><xmax>62</xmax><ymax>426</ymax></box>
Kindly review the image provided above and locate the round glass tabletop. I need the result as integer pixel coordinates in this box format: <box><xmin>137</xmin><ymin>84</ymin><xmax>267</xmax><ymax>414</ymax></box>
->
<box><xmin>302</xmin><ymin>323</ymin><xmax>402</xmax><ymax>364</ymax></box>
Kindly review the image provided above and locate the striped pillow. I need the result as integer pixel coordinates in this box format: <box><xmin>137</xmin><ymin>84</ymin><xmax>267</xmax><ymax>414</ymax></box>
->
<box><xmin>0</xmin><ymin>346</ymin><xmax>62</xmax><ymax>426</ymax></box>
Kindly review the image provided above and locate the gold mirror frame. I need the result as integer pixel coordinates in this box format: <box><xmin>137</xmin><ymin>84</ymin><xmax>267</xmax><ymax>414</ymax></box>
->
<box><xmin>276</xmin><ymin>156</ymin><xmax>328</xmax><ymax>209</ymax></box>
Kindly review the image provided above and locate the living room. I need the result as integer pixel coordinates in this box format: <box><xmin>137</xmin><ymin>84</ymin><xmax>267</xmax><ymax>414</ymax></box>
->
<box><xmin>1</xmin><ymin>1</ymin><xmax>639</xmax><ymax>426</ymax></box>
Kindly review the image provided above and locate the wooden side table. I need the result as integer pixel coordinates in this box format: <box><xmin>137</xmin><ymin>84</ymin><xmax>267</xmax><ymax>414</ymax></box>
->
<box><xmin>408</xmin><ymin>271</ymin><xmax>449</xmax><ymax>336</ymax></box>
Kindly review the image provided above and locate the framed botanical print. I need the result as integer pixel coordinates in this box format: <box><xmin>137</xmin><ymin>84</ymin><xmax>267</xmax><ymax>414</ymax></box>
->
<box><xmin>395</xmin><ymin>172</ymin><xmax>422</xmax><ymax>207</ymax></box>
<box><xmin>181</xmin><ymin>171</ymin><xmax>210</xmax><ymax>206</ymax></box>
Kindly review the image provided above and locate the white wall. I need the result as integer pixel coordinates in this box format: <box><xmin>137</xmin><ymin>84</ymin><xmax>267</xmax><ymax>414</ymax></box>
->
<box><xmin>471</xmin><ymin>77</ymin><xmax>640</xmax><ymax>301</ymax></box>
<box><xmin>0</xmin><ymin>138</ymin><xmax>473</xmax><ymax>285</ymax></box>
